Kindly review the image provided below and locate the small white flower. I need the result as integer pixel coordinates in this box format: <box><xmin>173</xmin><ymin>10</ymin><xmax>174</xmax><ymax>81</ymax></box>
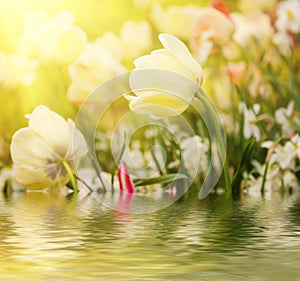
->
<box><xmin>274</xmin><ymin>141</ymin><xmax>296</xmax><ymax>169</ymax></box>
<box><xmin>245</xmin><ymin>160</ymin><xmax>282</xmax><ymax>197</ymax></box>
<box><xmin>261</xmin><ymin>140</ymin><xmax>274</xmax><ymax>149</ymax></box>
<box><xmin>272</xmin><ymin>136</ymin><xmax>300</xmax><ymax>170</ymax></box>
<box><xmin>262</xmin><ymin>135</ymin><xmax>300</xmax><ymax>170</ymax></box>
<box><xmin>10</xmin><ymin>106</ymin><xmax>88</xmax><ymax>190</ymax></box>
<box><xmin>283</xmin><ymin>170</ymin><xmax>299</xmax><ymax>191</ymax></box>
<box><xmin>275</xmin><ymin>101</ymin><xmax>294</xmax><ymax>135</ymax></box>
<box><xmin>239</xmin><ymin>102</ymin><xmax>261</xmax><ymax>140</ymax></box>
<box><xmin>275</xmin><ymin>0</ymin><xmax>300</xmax><ymax>33</ymax></box>
<box><xmin>291</xmin><ymin>134</ymin><xmax>300</xmax><ymax>158</ymax></box>
<box><xmin>244</xmin><ymin>175</ymin><xmax>270</xmax><ymax>197</ymax></box>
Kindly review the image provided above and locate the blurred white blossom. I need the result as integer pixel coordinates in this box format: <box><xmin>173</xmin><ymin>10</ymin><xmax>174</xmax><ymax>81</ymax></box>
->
<box><xmin>263</xmin><ymin>140</ymin><xmax>296</xmax><ymax>170</ymax></box>
<box><xmin>191</xmin><ymin>7</ymin><xmax>234</xmax><ymax>63</ymax></box>
<box><xmin>244</xmin><ymin>159</ymin><xmax>281</xmax><ymax>197</ymax></box>
<box><xmin>0</xmin><ymin>52</ymin><xmax>38</xmax><ymax>90</ymax></box>
<box><xmin>246</xmin><ymin>136</ymin><xmax>300</xmax><ymax>196</ymax></box>
<box><xmin>283</xmin><ymin>170</ymin><xmax>299</xmax><ymax>190</ymax></box>
<box><xmin>19</xmin><ymin>10</ymin><xmax>86</xmax><ymax>64</ymax></box>
<box><xmin>272</xmin><ymin>0</ymin><xmax>300</xmax><ymax>55</ymax></box>
<box><xmin>275</xmin><ymin>101</ymin><xmax>294</xmax><ymax>136</ymax></box>
<box><xmin>273</xmin><ymin>31</ymin><xmax>293</xmax><ymax>56</ymax></box>
<box><xmin>245</xmin><ymin>174</ymin><xmax>271</xmax><ymax>198</ymax></box>
<box><xmin>275</xmin><ymin>0</ymin><xmax>300</xmax><ymax>33</ymax></box>
<box><xmin>119</xmin><ymin>20</ymin><xmax>152</xmax><ymax>60</ymax></box>
<box><xmin>232</xmin><ymin>12</ymin><xmax>274</xmax><ymax>48</ymax></box>
<box><xmin>151</xmin><ymin>3</ymin><xmax>199</xmax><ymax>41</ymax></box>
<box><xmin>276</xmin><ymin>140</ymin><xmax>298</xmax><ymax>169</ymax></box>
<box><xmin>67</xmin><ymin>34</ymin><xmax>126</xmax><ymax>104</ymax></box>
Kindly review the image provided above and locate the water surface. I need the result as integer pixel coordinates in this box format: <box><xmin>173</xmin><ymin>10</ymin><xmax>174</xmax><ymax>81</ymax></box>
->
<box><xmin>1</xmin><ymin>190</ymin><xmax>300</xmax><ymax>280</ymax></box>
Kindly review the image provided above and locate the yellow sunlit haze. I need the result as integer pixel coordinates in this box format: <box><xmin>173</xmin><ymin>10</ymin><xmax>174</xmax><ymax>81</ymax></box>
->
<box><xmin>0</xmin><ymin>0</ymin><xmax>209</xmax><ymax>140</ymax></box>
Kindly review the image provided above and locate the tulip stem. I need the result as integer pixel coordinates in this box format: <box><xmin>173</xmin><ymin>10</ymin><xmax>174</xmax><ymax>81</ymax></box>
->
<box><xmin>88</xmin><ymin>152</ymin><xmax>107</xmax><ymax>192</ymax></box>
<box><xmin>74</xmin><ymin>174</ymin><xmax>93</xmax><ymax>192</ymax></box>
<box><xmin>196</xmin><ymin>89</ymin><xmax>231</xmax><ymax>196</ymax></box>
<box><xmin>224</xmin><ymin>157</ymin><xmax>231</xmax><ymax>198</ymax></box>
<box><xmin>62</xmin><ymin>160</ymin><xmax>78</xmax><ymax>193</ymax></box>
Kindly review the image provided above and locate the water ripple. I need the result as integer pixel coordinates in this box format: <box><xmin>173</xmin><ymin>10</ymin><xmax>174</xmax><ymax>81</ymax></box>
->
<box><xmin>1</xmin><ymin>192</ymin><xmax>300</xmax><ymax>280</ymax></box>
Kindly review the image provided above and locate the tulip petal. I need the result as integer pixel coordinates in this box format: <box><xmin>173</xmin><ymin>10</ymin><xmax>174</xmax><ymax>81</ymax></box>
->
<box><xmin>16</xmin><ymin>166</ymin><xmax>69</xmax><ymax>190</ymax></box>
<box><xmin>133</xmin><ymin>52</ymin><xmax>195</xmax><ymax>82</ymax></box>
<box><xmin>118</xmin><ymin>162</ymin><xmax>135</xmax><ymax>193</ymax></box>
<box><xmin>29</xmin><ymin>105</ymin><xmax>74</xmax><ymax>157</ymax></box>
<box><xmin>158</xmin><ymin>33</ymin><xmax>203</xmax><ymax>85</ymax></box>
<box><xmin>129</xmin><ymin>90</ymin><xmax>190</xmax><ymax>116</ymax></box>
<box><xmin>11</xmin><ymin>127</ymin><xmax>56</xmax><ymax>167</ymax></box>
<box><xmin>67</xmin><ymin>119</ymin><xmax>89</xmax><ymax>160</ymax></box>
<box><xmin>14</xmin><ymin>166</ymin><xmax>57</xmax><ymax>190</ymax></box>
<box><xmin>129</xmin><ymin>69</ymin><xmax>198</xmax><ymax>103</ymax></box>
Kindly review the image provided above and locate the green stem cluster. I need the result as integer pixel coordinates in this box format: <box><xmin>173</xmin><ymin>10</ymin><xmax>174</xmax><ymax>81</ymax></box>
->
<box><xmin>62</xmin><ymin>160</ymin><xmax>78</xmax><ymax>193</ymax></box>
<box><xmin>195</xmin><ymin>90</ymin><xmax>232</xmax><ymax>197</ymax></box>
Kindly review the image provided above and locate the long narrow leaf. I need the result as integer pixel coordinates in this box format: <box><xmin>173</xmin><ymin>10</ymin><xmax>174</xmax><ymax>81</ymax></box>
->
<box><xmin>231</xmin><ymin>137</ymin><xmax>256</xmax><ymax>195</ymax></box>
<box><xmin>134</xmin><ymin>173</ymin><xmax>189</xmax><ymax>187</ymax></box>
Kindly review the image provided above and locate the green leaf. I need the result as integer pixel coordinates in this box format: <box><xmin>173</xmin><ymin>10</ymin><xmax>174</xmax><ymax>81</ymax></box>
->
<box><xmin>133</xmin><ymin>173</ymin><xmax>189</xmax><ymax>187</ymax></box>
<box><xmin>231</xmin><ymin>137</ymin><xmax>256</xmax><ymax>196</ymax></box>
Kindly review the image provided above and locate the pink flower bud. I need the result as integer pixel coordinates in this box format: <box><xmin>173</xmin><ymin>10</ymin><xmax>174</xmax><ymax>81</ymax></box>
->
<box><xmin>117</xmin><ymin>162</ymin><xmax>135</xmax><ymax>193</ymax></box>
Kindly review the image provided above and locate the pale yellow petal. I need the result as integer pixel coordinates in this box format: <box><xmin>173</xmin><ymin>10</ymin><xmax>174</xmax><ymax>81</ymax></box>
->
<box><xmin>129</xmin><ymin>90</ymin><xmax>190</xmax><ymax>116</ymax></box>
<box><xmin>158</xmin><ymin>33</ymin><xmax>203</xmax><ymax>85</ymax></box>
<box><xmin>66</xmin><ymin>119</ymin><xmax>88</xmax><ymax>160</ymax></box>
<box><xmin>133</xmin><ymin>52</ymin><xmax>195</xmax><ymax>81</ymax></box>
<box><xmin>14</xmin><ymin>162</ymin><xmax>70</xmax><ymax>190</ymax></box>
<box><xmin>129</xmin><ymin>69</ymin><xmax>197</xmax><ymax>102</ymax></box>
<box><xmin>14</xmin><ymin>165</ymin><xmax>55</xmax><ymax>190</ymax></box>
<box><xmin>10</xmin><ymin>127</ymin><xmax>56</xmax><ymax>167</ymax></box>
<box><xmin>29</xmin><ymin>105</ymin><xmax>73</xmax><ymax>157</ymax></box>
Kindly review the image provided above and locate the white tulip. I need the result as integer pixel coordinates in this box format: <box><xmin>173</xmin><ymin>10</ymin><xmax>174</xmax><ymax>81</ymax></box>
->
<box><xmin>126</xmin><ymin>33</ymin><xmax>203</xmax><ymax>117</ymax></box>
<box><xmin>10</xmin><ymin>106</ymin><xmax>88</xmax><ymax>191</ymax></box>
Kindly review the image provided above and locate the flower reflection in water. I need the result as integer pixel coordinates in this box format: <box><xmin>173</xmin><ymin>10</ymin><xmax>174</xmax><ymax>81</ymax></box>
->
<box><xmin>4</xmin><ymin>192</ymin><xmax>85</xmax><ymax>265</ymax></box>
